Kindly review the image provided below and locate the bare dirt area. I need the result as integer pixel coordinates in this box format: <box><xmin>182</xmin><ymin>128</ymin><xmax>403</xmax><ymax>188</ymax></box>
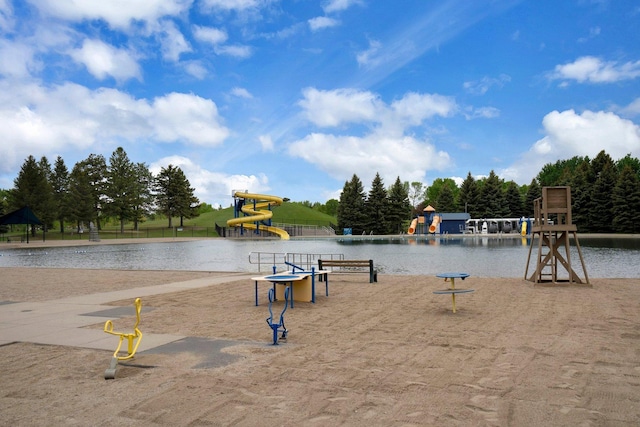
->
<box><xmin>1</xmin><ymin>267</ymin><xmax>639</xmax><ymax>426</ymax></box>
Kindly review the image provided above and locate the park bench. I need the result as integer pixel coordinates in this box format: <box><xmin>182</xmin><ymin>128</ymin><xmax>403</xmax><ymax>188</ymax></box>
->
<box><xmin>317</xmin><ymin>259</ymin><xmax>378</xmax><ymax>283</ymax></box>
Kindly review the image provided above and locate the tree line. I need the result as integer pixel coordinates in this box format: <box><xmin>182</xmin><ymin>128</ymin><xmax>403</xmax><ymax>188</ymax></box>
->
<box><xmin>0</xmin><ymin>147</ymin><xmax>199</xmax><ymax>235</ymax></box>
<box><xmin>2</xmin><ymin>148</ymin><xmax>639</xmax><ymax>236</ymax></box>
<box><xmin>335</xmin><ymin>150</ymin><xmax>640</xmax><ymax>234</ymax></box>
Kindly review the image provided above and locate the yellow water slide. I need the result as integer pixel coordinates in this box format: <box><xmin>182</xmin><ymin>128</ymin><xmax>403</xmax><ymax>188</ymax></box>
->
<box><xmin>227</xmin><ymin>192</ymin><xmax>290</xmax><ymax>240</ymax></box>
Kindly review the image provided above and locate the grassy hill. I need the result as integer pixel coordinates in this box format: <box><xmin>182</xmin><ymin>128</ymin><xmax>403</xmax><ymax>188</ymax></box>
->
<box><xmin>100</xmin><ymin>202</ymin><xmax>336</xmax><ymax>233</ymax></box>
<box><xmin>1</xmin><ymin>202</ymin><xmax>336</xmax><ymax>241</ymax></box>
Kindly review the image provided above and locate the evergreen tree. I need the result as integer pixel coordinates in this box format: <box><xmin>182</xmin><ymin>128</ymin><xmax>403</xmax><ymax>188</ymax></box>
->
<box><xmin>612</xmin><ymin>165</ymin><xmax>640</xmax><ymax>233</ymax></box>
<box><xmin>616</xmin><ymin>154</ymin><xmax>640</xmax><ymax>177</ymax></box>
<box><xmin>590</xmin><ymin>160</ymin><xmax>617</xmax><ymax>233</ymax></box>
<box><xmin>387</xmin><ymin>176</ymin><xmax>411</xmax><ymax>234</ymax></box>
<box><xmin>51</xmin><ymin>156</ymin><xmax>70</xmax><ymax>233</ymax></box>
<box><xmin>36</xmin><ymin>156</ymin><xmax>56</xmax><ymax>231</ymax></box>
<box><xmin>524</xmin><ymin>179</ymin><xmax>541</xmax><ymax>217</ymax></box>
<box><xmin>436</xmin><ymin>184</ymin><xmax>456</xmax><ymax>212</ymax></box>
<box><xmin>337</xmin><ymin>174</ymin><xmax>367</xmax><ymax>234</ymax></box>
<box><xmin>503</xmin><ymin>181</ymin><xmax>524</xmax><ymax>217</ymax></box>
<box><xmin>130</xmin><ymin>162</ymin><xmax>154</xmax><ymax>231</ymax></box>
<box><xmin>426</xmin><ymin>178</ymin><xmax>458</xmax><ymax>210</ymax></box>
<box><xmin>364</xmin><ymin>173</ymin><xmax>388</xmax><ymax>234</ymax></box>
<box><xmin>154</xmin><ymin>165</ymin><xmax>199</xmax><ymax>228</ymax></box>
<box><xmin>10</xmin><ymin>156</ymin><xmax>53</xmax><ymax>236</ymax></box>
<box><xmin>75</xmin><ymin>154</ymin><xmax>107</xmax><ymax>230</ymax></box>
<box><xmin>591</xmin><ymin>150</ymin><xmax>615</xmax><ymax>178</ymax></box>
<box><xmin>568</xmin><ymin>161</ymin><xmax>593</xmax><ymax>231</ymax></box>
<box><xmin>104</xmin><ymin>147</ymin><xmax>137</xmax><ymax>233</ymax></box>
<box><xmin>478</xmin><ymin>171</ymin><xmax>506</xmax><ymax>218</ymax></box>
<box><xmin>458</xmin><ymin>172</ymin><xmax>480</xmax><ymax>217</ymax></box>
<box><xmin>69</xmin><ymin>164</ymin><xmax>95</xmax><ymax>232</ymax></box>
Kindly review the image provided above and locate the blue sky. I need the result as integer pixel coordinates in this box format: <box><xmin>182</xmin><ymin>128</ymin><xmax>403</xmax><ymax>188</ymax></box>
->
<box><xmin>1</xmin><ymin>0</ymin><xmax>639</xmax><ymax>208</ymax></box>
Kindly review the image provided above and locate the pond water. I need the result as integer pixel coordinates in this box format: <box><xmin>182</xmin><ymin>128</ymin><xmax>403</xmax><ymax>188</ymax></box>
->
<box><xmin>1</xmin><ymin>236</ymin><xmax>638</xmax><ymax>278</ymax></box>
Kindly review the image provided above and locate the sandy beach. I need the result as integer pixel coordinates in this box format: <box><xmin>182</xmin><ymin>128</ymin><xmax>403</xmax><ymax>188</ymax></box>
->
<box><xmin>1</xmin><ymin>241</ymin><xmax>640</xmax><ymax>425</ymax></box>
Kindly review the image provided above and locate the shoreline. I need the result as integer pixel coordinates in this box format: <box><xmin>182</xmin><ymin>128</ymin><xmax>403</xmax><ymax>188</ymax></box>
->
<box><xmin>1</xmin><ymin>232</ymin><xmax>638</xmax><ymax>250</ymax></box>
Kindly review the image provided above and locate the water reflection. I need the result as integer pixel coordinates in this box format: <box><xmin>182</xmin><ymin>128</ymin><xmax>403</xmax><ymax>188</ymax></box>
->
<box><xmin>0</xmin><ymin>236</ymin><xmax>638</xmax><ymax>278</ymax></box>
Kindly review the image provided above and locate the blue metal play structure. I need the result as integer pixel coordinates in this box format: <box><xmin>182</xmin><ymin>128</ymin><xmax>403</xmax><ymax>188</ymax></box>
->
<box><xmin>266</xmin><ymin>286</ymin><xmax>290</xmax><ymax>345</ymax></box>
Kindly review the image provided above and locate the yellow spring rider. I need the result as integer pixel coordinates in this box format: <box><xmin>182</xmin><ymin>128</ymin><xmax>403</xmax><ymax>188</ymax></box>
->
<box><xmin>103</xmin><ymin>297</ymin><xmax>143</xmax><ymax>379</ymax></box>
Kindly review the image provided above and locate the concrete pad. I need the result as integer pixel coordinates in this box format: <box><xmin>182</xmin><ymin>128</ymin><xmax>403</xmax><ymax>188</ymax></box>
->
<box><xmin>81</xmin><ymin>306</ymin><xmax>154</xmax><ymax>318</ymax></box>
<box><xmin>0</xmin><ymin>272</ymin><xmax>249</xmax><ymax>356</ymax></box>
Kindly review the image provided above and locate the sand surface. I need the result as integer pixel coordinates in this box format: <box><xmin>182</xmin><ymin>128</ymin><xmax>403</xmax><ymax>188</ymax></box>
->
<box><xmin>1</xmin><ymin>264</ymin><xmax>639</xmax><ymax>426</ymax></box>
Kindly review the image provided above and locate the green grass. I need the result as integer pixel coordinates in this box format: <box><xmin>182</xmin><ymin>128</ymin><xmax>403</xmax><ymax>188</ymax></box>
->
<box><xmin>134</xmin><ymin>202</ymin><xmax>336</xmax><ymax>229</ymax></box>
<box><xmin>2</xmin><ymin>202</ymin><xmax>337</xmax><ymax>241</ymax></box>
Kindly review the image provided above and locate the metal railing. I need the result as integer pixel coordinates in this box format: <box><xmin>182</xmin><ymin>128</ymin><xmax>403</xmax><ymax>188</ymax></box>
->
<box><xmin>248</xmin><ymin>251</ymin><xmax>344</xmax><ymax>272</ymax></box>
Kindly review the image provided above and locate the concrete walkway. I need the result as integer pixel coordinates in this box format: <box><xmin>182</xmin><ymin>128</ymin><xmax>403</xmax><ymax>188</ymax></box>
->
<box><xmin>0</xmin><ymin>272</ymin><xmax>255</xmax><ymax>352</ymax></box>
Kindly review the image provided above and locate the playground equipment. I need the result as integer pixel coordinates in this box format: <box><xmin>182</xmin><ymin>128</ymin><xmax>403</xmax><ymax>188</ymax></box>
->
<box><xmin>103</xmin><ymin>298</ymin><xmax>143</xmax><ymax>379</ymax></box>
<box><xmin>428</xmin><ymin>215</ymin><xmax>441</xmax><ymax>234</ymax></box>
<box><xmin>519</xmin><ymin>217</ymin><xmax>531</xmax><ymax>236</ymax></box>
<box><xmin>433</xmin><ymin>272</ymin><xmax>474</xmax><ymax>313</ymax></box>
<box><xmin>227</xmin><ymin>192</ymin><xmax>289</xmax><ymax>240</ymax></box>
<box><xmin>524</xmin><ymin>186</ymin><xmax>589</xmax><ymax>285</ymax></box>
<box><xmin>408</xmin><ymin>205</ymin><xmax>443</xmax><ymax>234</ymax></box>
<box><xmin>266</xmin><ymin>287</ymin><xmax>290</xmax><ymax>345</ymax></box>
<box><xmin>408</xmin><ymin>218</ymin><xmax>418</xmax><ymax>235</ymax></box>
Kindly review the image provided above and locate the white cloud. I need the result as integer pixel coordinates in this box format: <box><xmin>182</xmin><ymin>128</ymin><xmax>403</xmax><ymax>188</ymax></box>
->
<box><xmin>0</xmin><ymin>40</ymin><xmax>37</xmax><ymax>78</ymax></box>
<box><xmin>535</xmin><ymin>110</ymin><xmax>640</xmax><ymax>157</ymax></box>
<box><xmin>149</xmin><ymin>155</ymin><xmax>271</xmax><ymax>207</ymax></box>
<box><xmin>214</xmin><ymin>44</ymin><xmax>252</xmax><ymax>58</ymax></box>
<box><xmin>463</xmin><ymin>106</ymin><xmax>500</xmax><ymax>120</ymax></box>
<box><xmin>290</xmin><ymin>87</ymin><xmax>457</xmax><ymax>185</ymax></box>
<box><xmin>308</xmin><ymin>16</ymin><xmax>339</xmax><ymax>32</ymax></box>
<box><xmin>298</xmin><ymin>87</ymin><xmax>382</xmax><ymax>127</ymax></box>
<box><xmin>231</xmin><ymin>87</ymin><xmax>253</xmax><ymax>98</ymax></box>
<box><xmin>258</xmin><ymin>135</ymin><xmax>274</xmax><ymax>151</ymax></box>
<box><xmin>322</xmin><ymin>0</ymin><xmax>362</xmax><ymax>14</ymax></box>
<box><xmin>150</xmin><ymin>92</ymin><xmax>229</xmax><ymax>145</ymax></box>
<box><xmin>193</xmin><ymin>25</ymin><xmax>228</xmax><ymax>45</ymax></box>
<box><xmin>620</xmin><ymin>98</ymin><xmax>640</xmax><ymax>117</ymax></box>
<box><xmin>391</xmin><ymin>92</ymin><xmax>457</xmax><ymax>125</ymax></box>
<box><xmin>463</xmin><ymin>74</ymin><xmax>511</xmax><ymax>95</ymax></box>
<box><xmin>299</xmin><ymin>88</ymin><xmax>457</xmax><ymax>130</ymax></box>
<box><xmin>0</xmin><ymin>81</ymin><xmax>230</xmax><ymax>174</ymax></box>
<box><xmin>577</xmin><ymin>26</ymin><xmax>600</xmax><ymax>43</ymax></box>
<box><xmin>288</xmin><ymin>131</ymin><xmax>451</xmax><ymax>185</ymax></box>
<box><xmin>0</xmin><ymin>0</ymin><xmax>13</xmax><ymax>31</ymax></box>
<box><xmin>69</xmin><ymin>39</ymin><xmax>142</xmax><ymax>82</ymax></box>
<box><xmin>549</xmin><ymin>56</ymin><xmax>640</xmax><ymax>84</ymax></box>
<box><xmin>501</xmin><ymin>109</ymin><xmax>640</xmax><ymax>183</ymax></box>
<box><xmin>158</xmin><ymin>20</ymin><xmax>191</xmax><ymax>61</ymax></box>
<box><xmin>30</xmin><ymin>0</ymin><xmax>191</xmax><ymax>29</ymax></box>
<box><xmin>200</xmin><ymin>0</ymin><xmax>260</xmax><ymax>11</ymax></box>
<box><xmin>356</xmin><ymin>39</ymin><xmax>382</xmax><ymax>67</ymax></box>
<box><xmin>183</xmin><ymin>60</ymin><xmax>208</xmax><ymax>79</ymax></box>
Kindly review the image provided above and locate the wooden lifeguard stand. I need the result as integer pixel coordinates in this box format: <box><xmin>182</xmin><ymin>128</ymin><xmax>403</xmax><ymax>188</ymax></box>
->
<box><xmin>524</xmin><ymin>186</ymin><xmax>589</xmax><ymax>285</ymax></box>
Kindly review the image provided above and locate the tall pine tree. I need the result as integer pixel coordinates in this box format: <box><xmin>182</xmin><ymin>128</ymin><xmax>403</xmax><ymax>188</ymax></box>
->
<box><xmin>387</xmin><ymin>176</ymin><xmax>411</xmax><ymax>234</ymax></box>
<box><xmin>364</xmin><ymin>173</ymin><xmax>388</xmax><ymax>234</ymax></box>
<box><xmin>337</xmin><ymin>174</ymin><xmax>367</xmax><ymax>235</ymax></box>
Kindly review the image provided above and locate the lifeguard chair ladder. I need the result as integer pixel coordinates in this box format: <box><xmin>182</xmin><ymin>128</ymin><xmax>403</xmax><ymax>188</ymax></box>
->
<box><xmin>524</xmin><ymin>186</ymin><xmax>589</xmax><ymax>285</ymax></box>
